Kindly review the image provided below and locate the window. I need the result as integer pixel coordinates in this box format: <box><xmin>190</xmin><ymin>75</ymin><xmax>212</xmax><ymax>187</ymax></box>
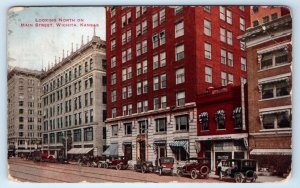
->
<box><xmin>221</xmin><ymin>49</ymin><xmax>226</xmax><ymax>64</ymax></box>
<box><xmin>240</xmin><ymin>17</ymin><xmax>245</xmax><ymax>31</ymax></box>
<box><xmin>128</xmin><ymin>104</ymin><xmax>132</xmax><ymax>115</ymax></box>
<box><xmin>176</xmin><ymin>91</ymin><xmax>185</xmax><ymax>106</ymax></box>
<box><xmin>111</xmin><ymin>56</ymin><xmax>116</xmax><ymax>68</ymax></box>
<box><xmin>215</xmin><ymin>110</ymin><xmax>225</xmax><ymax>129</ymax></box>
<box><xmin>221</xmin><ymin>72</ymin><xmax>227</xmax><ymax>86</ymax></box>
<box><xmin>84</xmin><ymin>127</ymin><xmax>93</xmax><ymax>141</ymax></box>
<box><xmin>220</xmin><ymin>6</ymin><xmax>225</xmax><ymax>20</ymax></box>
<box><xmin>153</xmin><ymin>76</ymin><xmax>159</xmax><ymax>90</ymax></box>
<box><xmin>253</xmin><ymin>20</ymin><xmax>259</xmax><ymax>27</ymax></box>
<box><xmin>204</xmin><ymin>43</ymin><xmax>211</xmax><ymax>59</ymax></box>
<box><xmin>139</xmin><ymin>120</ymin><xmax>148</xmax><ymax>134</ymax></box>
<box><xmin>205</xmin><ymin>66</ymin><xmax>212</xmax><ymax>83</ymax></box>
<box><xmin>143</xmin><ymin>100</ymin><xmax>148</xmax><ymax>112</ymax></box>
<box><xmin>241</xmin><ymin>57</ymin><xmax>247</xmax><ymax>71</ymax></box>
<box><xmin>111</xmin><ymin>73</ymin><xmax>116</xmax><ymax>85</ymax></box>
<box><xmin>175</xmin><ymin>44</ymin><xmax>184</xmax><ymax>61</ymax></box>
<box><xmin>175</xmin><ymin>115</ymin><xmax>189</xmax><ymax>131</ymax></box>
<box><xmin>127</xmin><ymin>11</ymin><xmax>132</xmax><ymax>24</ymax></box>
<box><xmin>136</xmin><ymin>63</ymin><xmax>142</xmax><ymax>75</ymax></box>
<box><xmin>122</xmin><ymin>87</ymin><xmax>127</xmax><ymax>99</ymax></box>
<box><xmin>142</xmin><ymin>40</ymin><xmax>147</xmax><ymax>53</ymax></box>
<box><xmin>112</xmin><ymin>108</ymin><xmax>117</xmax><ymax>118</ymax></box>
<box><xmin>240</xmin><ymin>41</ymin><xmax>246</xmax><ymax>51</ymax></box>
<box><xmin>175</xmin><ymin>6</ymin><xmax>183</xmax><ymax>14</ymax></box>
<box><xmin>161</xmin><ymin>96</ymin><xmax>167</xmax><ymax>109</ymax></box>
<box><xmin>111</xmin><ymin>90</ymin><xmax>116</xmax><ymax>102</ymax></box>
<box><xmin>160</xmin><ymin>74</ymin><xmax>166</xmax><ymax>89</ymax></box>
<box><xmin>220</xmin><ymin>28</ymin><xmax>226</xmax><ymax>42</ymax></box>
<box><xmin>137</xmin><ymin>102</ymin><xmax>142</xmax><ymax>113</ymax></box>
<box><xmin>124</xmin><ymin>123</ymin><xmax>132</xmax><ymax>135</ymax></box>
<box><xmin>263</xmin><ymin>16</ymin><xmax>269</xmax><ymax>23</ymax></box>
<box><xmin>136</xmin><ymin>7</ymin><xmax>141</xmax><ymax>18</ymax></box>
<box><xmin>204</xmin><ymin>6</ymin><xmax>211</xmax><ymax>12</ymax></box>
<box><xmin>123</xmin><ymin>105</ymin><xmax>127</xmax><ymax>116</ymax></box>
<box><xmin>154</xmin><ymin>97</ymin><xmax>159</xmax><ymax>110</ymax></box>
<box><xmin>204</xmin><ymin>19</ymin><xmax>211</xmax><ymax>36</ymax></box>
<box><xmin>142</xmin><ymin>60</ymin><xmax>148</xmax><ymax>73</ymax></box>
<box><xmin>142</xmin><ymin>6</ymin><xmax>147</xmax><ymax>14</ymax></box>
<box><xmin>261</xmin><ymin>81</ymin><xmax>290</xmax><ymax>99</ymax></box>
<box><xmin>122</xmin><ymin>68</ymin><xmax>127</xmax><ymax>81</ymax></box>
<box><xmin>271</xmin><ymin>13</ymin><xmax>278</xmax><ymax>20</ymax></box>
<box><xmin>136</xmin><ymin>43</ymin><xmax>141</xmax><ymax>56</ymax></box>
<box><xmin>111</xmin><ymin>22</ymin><xmax>116</xmax><ymax>34</ymax></box>
<box><xmin>175</xmin><ymin>21</ymin><xmax>184</xmax><ymax>38</ymax></box>
<box><xmin>127</xmin><ymin>67</ymin><xmax>132</xmax><ymax>79</ymax></box>
<box><xmin>152</xmin><ymin>13</ymin><xmax>158</xmax><ymax>28</ymax></box>
<box><xmin>128</xmin><ymin>85</ymin><xmax>132</xmax><ymax>98</ymax></box>
<box><xmin>156</xmin><ymin>118</ymin><xmax>167</xmax><ymax>132</ymax></box>
<box><xmin>160</xmin><ymin>51</ymin><xmax>166</xmax><ymax>67</ymax></box>
<box><xmin>262</xmin><ymin>111</ymin><xmax>291</xmax><ymax>129</ymax></box>
<box><xmin>227</xmin><ymin>31</ymin><xmax>232</xmax><ymax>45</ymax></box>
<box><xmin>176</xmin><ymin>68</ymin><xmax>185</xmax><ymax>84</ymax></box>
<box><xmin>261</xmin><ymin>49</ymin><xmax>288</xmax><ymax>69</ymax></box>
<box><xmin>143</xmin><ymin>80</ymin><xmax>148</xmax><ymax>93</ymax></box>
<box><xmin>112</xmin><ymin>124</ymin><xmax>118</xmax><ymax>136</ymax></box>
<box><xmin>199</xmin><ymin>112</ymin><xmax>209</xmax><ymax>131</ymax></box>
<box><xmin>127</xmin><ymin>30</ymin><xmax>132</xmax><ymax>42</ymax></box>
<box><xmin>233</xmin><ymin>107</ymin><xmax>242</xmax><ymax>129</ymax></box>
<box><xmin>160</xmin><ymin>30</ymin><xmax>166</xmax><ymax>45</ymax></box>
<box><xmin>152</xmin><ymin>34</ymin><xmax>159</xmax><ymax>48</ymax></box>
<box><xmin>122</xmin><ymin>15</ymin><xmax>126</xmax><ymax>27</ymax></box>
<box><xmin>122</xmin><ymin>50</ymin><xmax>126</xmax><ymax>63</ymax></box>
<box><xmin>153</xmin><ymin>54</ymin><xmax>159</xmax><ymax>69</ymax></box>
<box><xmin>228</xmin><ymin>52</ymin><xmax>233</xmax><ymax>67</ymax></box>
<box><xmin>226</xmin><ymin>10</ymin><xmax>232</xmax><ymax>24</ymax></box>
<box><xmin>111</xmin><ymin>39</ymin><xmax>116</xmax><ymax>50</ymax></box>
<box><xmin>228</xmin><ymin>73</ymin><xmax>234</xmax><ymax>84</ymax></box>
<box><xmin>137</xmin><ymin>82</ymin><xmax>142</xmax><ymax>95</ymax></box>
<box><xmin>239</xmin><ymin>6</ymin><xmax>245</xmax><ymax>11</ymax></box>
<box><xmin>142</xmin><ymin>20</ymin><xmax>147</xmax><ymax>34</ymax></box>
<box><xmin>136</xmin><ymin>23</ymin><xmax>141</xmax><ymax>36</ymax></box>
<box><xmin>73</xmin><ymin>129</ymin><xmax>81</xmax><ymax>142</ymax></box>
<box><xmin>160</xmin><ymin>9</ymin><xmax>166</xmax><ymax>23</ymax></box>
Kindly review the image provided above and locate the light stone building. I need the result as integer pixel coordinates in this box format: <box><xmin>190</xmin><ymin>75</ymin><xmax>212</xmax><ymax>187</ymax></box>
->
<box><xmin>40</xmin><ymin>36</ymin><xmax>107</xmax><ymax>157</ymax></box>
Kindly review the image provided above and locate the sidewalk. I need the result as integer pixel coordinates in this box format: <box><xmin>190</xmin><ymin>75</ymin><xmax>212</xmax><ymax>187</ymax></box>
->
<box><xmin>209</xmin><ymin>173</ymin><xmax>286</xmax><ymax>183</ymax></box>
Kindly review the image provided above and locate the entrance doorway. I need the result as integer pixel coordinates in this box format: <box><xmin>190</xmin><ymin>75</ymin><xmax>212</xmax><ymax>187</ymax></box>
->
<box><xmin>124</xmin><ymin>144</ymin><xmax>132</xmax><ymax>160</ymax></box>
<box><xmin>157</xmin><ymin>145</ymin><xmax>166</xmax><ymax>158</ymax></box>
<box><xmin>139</xmin><ymin>141</ymin><xmax>146</xmax><ymax>161</ymax></box>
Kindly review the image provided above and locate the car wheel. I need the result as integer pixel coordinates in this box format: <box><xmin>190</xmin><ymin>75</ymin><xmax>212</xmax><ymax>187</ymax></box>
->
<box><xmin>199</xmin><ymin>166</ymin><xmax>209</xmax><ymax>177</ymax></box>
<box><xmin>141</xmin><ymin>166</ymin><xmax>146</xmax><ymax>173</ymax></box>
<box><xmin>234</xmin><ymin>173</ymin><xmax>245</xmax><ymax>183</ymax></box>
<box><xmin>177</xmin><ymin>169</ymin><xmax>183</xmax><ymax>177</ymax></box>
<box><xmin>116</xmin><ymin>164</ymin><xmax>122</xmax><ymax>170</ymax></box>
<box><xmin>159</xmin><ymin>168</ymin><xmax>163</xmax><ymax>176</ymax></box>
<box><xmin>104</xmin><ymin>163</ymin><xmax>109</xmax><ymax>169</ymax></box>
<box><xmin>191</xmin><ymin>169</ymin><xmax>198</xmax><ymax>179</ymax></box>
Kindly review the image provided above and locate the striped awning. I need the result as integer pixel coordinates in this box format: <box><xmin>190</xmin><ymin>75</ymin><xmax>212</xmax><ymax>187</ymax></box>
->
<box><xmin>122</xmin><ymin>141</ymin><xmax>132</xmax><ymax>145</ymax></box>
<box><xmin>102</xmin><ymin>143</ymin><xmax>118</xmax><ymax>156</ymax></box>
<box><xmin>169</xmin><ymin>140</ymin><xmax>189</xmax><ymax>154</ymax></box>
<box><xmin>67</xmin><ymin>148</ymin><xmax>93</xmax><ymax>154</ymax></box>
<box><xmin>250</xmin><ymin>149</ymin><xmax>291</xmax><ymax>156</ymax></box>
<box><xmin>199</xmin><ymin>112</ymin><xmax>208</xmax><ymax>123</ymax></box>
<box><xmin>233</xmin><ymin>107</ymin><xmax>242</xmax><ymax>114</ymax></box>
<box><xmin>154</xmin><ymin>140</ymin><xmax>166</xmax><ymax>145</ymax></box>
<box><xmin>259</xmin><ymin>77</ymin><xmax>289</xmax><ymax>85</ymax></box>
<box><xmin>216</xmin><ymin>109</ymin><xmax>225</xmax><ymax>115</ymax></box>
<box><xmin>260</xmin><ymin>109</ymin><xmax>290</xmax><ymax>115</ymax></box>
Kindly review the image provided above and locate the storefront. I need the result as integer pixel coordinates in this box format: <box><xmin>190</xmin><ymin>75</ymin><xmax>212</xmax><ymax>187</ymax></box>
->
<box><xmin>169</xmin><ymin>140</ymin><xmax>189</xmax><ymax>161</ymax></box>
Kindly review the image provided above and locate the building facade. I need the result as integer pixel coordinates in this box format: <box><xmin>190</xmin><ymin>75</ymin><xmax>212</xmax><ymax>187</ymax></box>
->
<box><xmin>239</xmin><ymin>14</ymin><xmax>292</xmax><ymax>176</ymax></box>
<box><xmin>105</xmin><ymin>6</ymin><xmax>250</xmax><ymax>165</ymax></box>
<box><xmin>7</xmin><ymin>68</ymin><xmax>43</xmax><ymax>156</ymax></box>
<box><xmin>40</xmin><ymin>36</ymin><xmax>107</xmax><ymax>157</ymax></box>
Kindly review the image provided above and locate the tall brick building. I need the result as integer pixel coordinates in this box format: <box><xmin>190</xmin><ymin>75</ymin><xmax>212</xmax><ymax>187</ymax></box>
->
<box><xmin>105</xmin><ymin>6</ymin><xmax>250</xmax><ymax>165</ymax></box>
<box><xmin>239</xmin><ymin>13</ymin><xmax>292</xmax><ymax>176</ymax></box>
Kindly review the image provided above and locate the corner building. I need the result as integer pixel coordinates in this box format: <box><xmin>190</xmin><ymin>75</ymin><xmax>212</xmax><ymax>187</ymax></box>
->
<box><xmin>7</xmin><ymin>68</ymin><xmax>43</xmax><ymax>156</ymax></box>
<box><xmin>105</xmin><ymin>6</ymin><xmax>250</xmax><ymax>165</ymax></box>
<box><xmin>41</xmin><ymin>36</ymin><xmax>107</xmax><ymax>157</ymax></box>
<box><xmin>239</xmin><ymin>13</ymin><xmax>292</xmax><ymax>176</ymax></box>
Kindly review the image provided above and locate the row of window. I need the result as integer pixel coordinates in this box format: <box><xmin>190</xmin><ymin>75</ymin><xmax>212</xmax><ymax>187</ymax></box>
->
<box><xmin>260</xmin><ymin>48</ymin><xmax>288</xmax><ymax>70</ymax></box>
<box><xmin>18</xmin><ymin>124</ymin><xmax>42</xmax><ymax>130</ymax></box>
<box><xmin>43</xmin><ymin>58</ymin><xmax>95</xmax><ymax>94</ymax></box>
<box><xmin>18</xmin><ymin>132</ymin><xmax>39</xmax><ymax>138</ymax></box>
<box><xmin>111</xmin><ymin>91</ymin><xmax>185</xmax><ymax>118</ymax></box>
<box><xmin>252</xmin><ymin>13</ymin><xmax>278</xmax><ymax>27</ymax></box>
<box><xmin>111</xmin><ymin>115</ymin><xmax>189</xmax><ymax>136</ymax></box>
<box><xmin>18</xmin><ymin>101</ymin><xmax>37</xmax><ymax>108</ymax></box>
<box><xmin>18</xmin><ymin>78</ymin><xmax>35</xmax><ymax>86</ymax></box>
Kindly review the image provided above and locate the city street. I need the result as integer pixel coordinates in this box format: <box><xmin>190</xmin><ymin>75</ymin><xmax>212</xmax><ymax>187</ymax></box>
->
<box><xmin>8</xmin><ymin>157</ymin><xmax>285</xmax><ymax>183</ymax></box>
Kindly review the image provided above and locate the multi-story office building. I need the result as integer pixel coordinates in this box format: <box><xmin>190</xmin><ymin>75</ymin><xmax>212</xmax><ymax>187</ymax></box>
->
<box><xmin>8</xmin><ymin>68</ymin><xmax>43</xmax><ymax>156</ymax></box>
<box><xmin>239</xmin><ymin>13</ymin><xmax>292</xmax><ymax>176</ymax></box>
<box><xmin>105</xmin><ymin>6</ymin><xmax>250</xmax><ymax>165</ymax></box>
<box><xmin>40</xmin><ymin>36</ymin><xmax>107</xmax><ymax>157</ymax></box>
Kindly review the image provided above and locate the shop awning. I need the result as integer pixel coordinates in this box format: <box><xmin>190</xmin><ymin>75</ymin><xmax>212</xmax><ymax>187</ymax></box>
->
<box><xmin>122</xmin><ymin>141</ymin><xmax>132</xmax><ymax>145</ymax></box>
<box><xmin>259</xmin><ymin>109</ymin><xmax>290</xmax><ymax>115</ymax></box>
<box><xmin>154</xmin><ymin>140</ymin><xmax>166</xmax><ymax>145</ymax></box>
<box><xmin>169</xmin><ymin>140</ymin><xmax>189</xmax><ymax>154</ymax></box>
<box><xmin>250</xmin><ymin>149</ymin><xmax>292</xmax><ymax>156</ymax></box>
<box><xmin>259</xmin><ymin>77</ymin><xmax>289</xmax><ymax>85</ymax></box>
<box><xmin>102</xmin><ymin>143</ymin><xmax>118</xmax><ymax>156</ymax></box>
<box><xmin>67</xmin><ymin>148</ymin><xmax>93</xmax><ymax>154</ymax></box>
<box><xmin>195</xmin><ymin>133</ymin><xmax>248</xmax><ymax>141</ymax></box>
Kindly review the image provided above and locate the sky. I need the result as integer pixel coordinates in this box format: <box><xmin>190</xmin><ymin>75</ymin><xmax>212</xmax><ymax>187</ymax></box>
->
<box><xmin>7</xmin><ymin>6</ymin><xmax>106</xmax><ymax>71</ymax></box>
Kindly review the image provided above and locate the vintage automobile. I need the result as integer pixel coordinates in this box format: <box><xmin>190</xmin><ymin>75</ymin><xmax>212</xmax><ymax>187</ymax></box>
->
<box><xmin>157</xmin><ymin>157</ymin><xmax>174</xmax><ymax>176</ymax></box>
<box><xmin>105</xmin><ymin>156</ymin><xmax>129</xmax><ymax>170</ymax></box>
<box><xmin>134</xmin><ymin>159</ymin><xmax>154</xmax><ymax>173</ymax></box>
<box><xmin>218</xmin><ymin>159</ymin><xmax>258</xmax><ymax>183</ymax></box>
<box><xmin>176</xmin><ymin>158</ymin><xmax>210</xmax><ymax>179</ymax></box>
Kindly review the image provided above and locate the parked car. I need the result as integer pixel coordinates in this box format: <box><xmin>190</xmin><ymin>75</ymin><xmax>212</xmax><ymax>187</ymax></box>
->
<box><xmin>157</xmin><ymin>157</ymin><xmax>174</xmax><ymax>176</ymax></box>
<box><xmin>177</xmin><ymin>158</ymin><xmax>210</xmax><ymax>179</ymax></box>
<box><xmin>31</xmin><ymin>150</ymin><xmax>42</xmax><ymax>162</ymax></box>
<box><xmin>218</xmin><ymin>159</ymin><xmax>258</xmax><ymax>183</ymax></box>
<box><xmin>105</xmin><ymin>156</ymin><xmax>129</xmax><ymax>170</ymax></box>
<box><xmin>134</xmin><ymin>159</ymin><xmax>154</xmax><ymax>173</ymax></box>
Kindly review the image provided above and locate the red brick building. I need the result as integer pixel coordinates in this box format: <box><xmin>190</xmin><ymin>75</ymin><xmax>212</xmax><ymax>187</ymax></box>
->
<box><xmin>105</xmin><ymin>6</ymin><xmax>250</xmax><ymax>165</ymax></box>
<box><xmin>196</xmin><ymin>84</ymin><xmax>248</xmax><ymax>170</ymax></box>
<box><xmin>239</xmin><ymin>13</ymin><xmax>292</xmax><ymax>176</ymax></box>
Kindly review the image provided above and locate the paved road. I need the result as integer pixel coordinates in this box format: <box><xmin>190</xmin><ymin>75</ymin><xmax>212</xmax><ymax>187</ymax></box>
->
<box><xmin>7</xmin><ymin>157</ymin><xmax>285</xmax><ymax>183</ymax></box>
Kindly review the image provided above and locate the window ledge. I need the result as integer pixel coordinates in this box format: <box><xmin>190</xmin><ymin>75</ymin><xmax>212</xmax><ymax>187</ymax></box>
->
<box><xmin>173</xmin><ymin>130</ymin><xmax>189</xmax><ymax>134</ymax></box>
<box><xmin>216</xmin><ymin>129</ymin><xmax>226</xmax><ymax>131</ymax></box>
<box><xmin>258</xmin><ymin>63</ymin><xmax>291</xmax><ymax>72</ymax></box>
<box><xmin>259</xmin><ymin>128</ymin><xmax>292</xmax><ymax>132</ymax></box>
<box><xmin>259</xmin><ymin>95</ymin><xmax>291</xmax><ymax>101</ymax></box>
<box><xmin>154</xmin><ymin>132</ymin><xmax>167</xmax><ymax>135</ymax></box>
